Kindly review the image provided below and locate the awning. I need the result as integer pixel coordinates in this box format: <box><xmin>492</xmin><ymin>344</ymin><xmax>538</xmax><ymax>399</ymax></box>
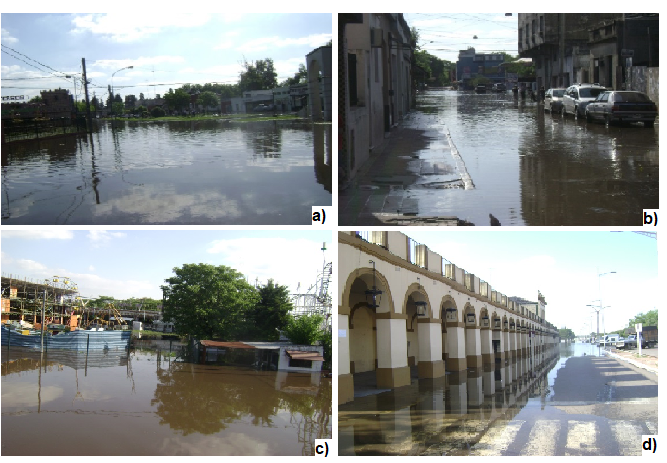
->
<box><xmin>200</xmin><ymin>340</ymin><xmax>255</xmax><ymax>349</ymax></box>
<box><xmin>286</xmin><ymin>350</ymin><xmax>325</xmax><ymax>362</ymax></box>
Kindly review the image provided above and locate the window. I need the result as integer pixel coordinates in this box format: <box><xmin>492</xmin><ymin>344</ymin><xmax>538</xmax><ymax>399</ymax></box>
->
<box><xmin>289</xmin><ymin>358</ymin><xmax>313</xmax><ymax>368</ymax></box>
<box><xmin>348</xmin><ymin>53</ymin><xmax>358</xmax><ymax>106</ymax></box>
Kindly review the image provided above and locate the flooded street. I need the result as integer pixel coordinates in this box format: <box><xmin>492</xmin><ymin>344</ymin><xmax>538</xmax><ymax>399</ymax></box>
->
<box><xmin>339</xmin><ymin>343</ymin><xmax>657</xmax><ymax>455</ymax></box>
<box><xmin>1</xmin><ymin>119</ymin><xmax>331</xmax><ymax>225</ymax></box>
<box><xmin>2</xmin><ymin>344</ymin><xmax>331</xmax><ymax>455</ymax></box>
<box><xmin>340</xmin><ymin>90</ymin><xmax>658</xmax><ymax>226</ymax></box>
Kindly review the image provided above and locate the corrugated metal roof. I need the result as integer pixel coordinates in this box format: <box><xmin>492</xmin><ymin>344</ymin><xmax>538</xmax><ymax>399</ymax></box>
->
<box><xmin>286</xmin><ymin>350</ymin><xmax>325</xmax><ymax>362</ymax></box>
<box><xmin>200</xmin><ymin>340</ymin><xmax>256</xmax><ymax>349</ymax></box>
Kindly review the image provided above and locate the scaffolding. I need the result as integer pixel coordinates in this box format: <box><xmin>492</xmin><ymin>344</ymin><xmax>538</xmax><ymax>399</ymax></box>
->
<box><xmin>1</xmin><ymin>274</ymin><xmax>84</xmax><ymax>328</ymax></box>
<box><xmin>289</xmin><ymin>243</ymin><xmax>332</xmax><ymax>327</ymax></box>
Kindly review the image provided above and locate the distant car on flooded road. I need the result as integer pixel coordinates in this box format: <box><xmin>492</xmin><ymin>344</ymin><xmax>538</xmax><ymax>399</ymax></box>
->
<box><xmin>585</xmin><ymin>91</ymin><xmax>657</xmax><ymax>128</ymax></box>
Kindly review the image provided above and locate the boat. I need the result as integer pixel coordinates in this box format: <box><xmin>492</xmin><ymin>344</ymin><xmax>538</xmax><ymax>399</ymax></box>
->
<box><xmin>1</xmin><ymin>325</ymin><xmax>130</xmax><ymax>351</ymax></box>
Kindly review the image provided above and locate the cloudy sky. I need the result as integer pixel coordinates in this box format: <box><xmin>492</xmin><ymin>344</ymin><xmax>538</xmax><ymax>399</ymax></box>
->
<box><xmin>402</xmin><ymin>230</ymin><xmax>658</xmax><ymax>336</ymax></box>
<box><xmin>1</xmin><ymin>230</ymin><xmax>332</xmax><ymax>301</ymax></box>
<box><xmin>404</xmin><ymin>13</ymin><xmax>519</xmax><ymax>63</ymax></box>
<box><xmin>1</xmin><ymin>13</ymin><xmax>331</xmax><ymax>102</ymax></box>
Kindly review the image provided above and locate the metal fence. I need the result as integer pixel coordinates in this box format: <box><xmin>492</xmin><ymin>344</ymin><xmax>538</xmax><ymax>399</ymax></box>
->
<box><xmin>2</xmin><ymin>117</ymin><xmax>85</xmax><ymax>143</ymax></box>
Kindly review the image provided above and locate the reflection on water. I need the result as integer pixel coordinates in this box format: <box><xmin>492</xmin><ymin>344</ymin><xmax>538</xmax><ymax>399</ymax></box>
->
<box><xmin>415</xmin><ymin>90</ymin><xmax>658</xmax><ymax>225</ymax></box>
<box><xmin>1</xmin><ymin>119</ymin><xmax>331</xmax><ymax>224</ymax></box>
<box><xmin>340</xmin><ymin>344</ymin><xmax>604</xmax><ymax>455</ymax></box>
<box><xmin>1</xmin><ymin>346</ymin><xmax>331</xmax><ymax>455</ymax></box>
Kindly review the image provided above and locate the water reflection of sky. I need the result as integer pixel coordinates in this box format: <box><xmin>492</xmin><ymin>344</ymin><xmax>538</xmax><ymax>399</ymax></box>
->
<box><xmin>2</xmin><ymin>120</ymin><xmax>331</xmax><ymax>225</ymax></box>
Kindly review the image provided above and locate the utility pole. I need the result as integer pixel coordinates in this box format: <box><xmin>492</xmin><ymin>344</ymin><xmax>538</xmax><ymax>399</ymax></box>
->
<box><xmin>82</xmin><ymin>58</ymin><xmax>92</xmax><ymax>133</ymax></box>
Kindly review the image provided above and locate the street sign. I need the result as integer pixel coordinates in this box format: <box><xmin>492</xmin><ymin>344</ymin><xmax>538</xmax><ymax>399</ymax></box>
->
<box><xmin>636</xmin><ymin>323</ymin><xmax>643</xmax><ymax>333</ymax></box>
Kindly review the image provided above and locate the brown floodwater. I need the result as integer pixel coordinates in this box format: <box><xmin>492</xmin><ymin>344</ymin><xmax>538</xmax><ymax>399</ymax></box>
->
<box><xmin>1</xmin><ymin>343</ymin><xmax>331</xmax><ymax>455</ymax></box>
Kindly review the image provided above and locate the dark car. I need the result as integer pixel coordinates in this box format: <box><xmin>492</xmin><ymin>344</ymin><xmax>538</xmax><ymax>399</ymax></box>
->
<box><xmin>253</xmin><ymin>104</ymin><xmax>275</xmax><ymax>113</ymax></box>
<box><xmin>492</xmin><ymin>83</ymin><xmax>506</xmax><ymax>92</ymax></box>
<box><xmin>585</xmin><ymin>91</ymin><xmax>657</xmax><ymax>128</ymax></box>
<box><xmin>475</xmin><ymin>85</ymin><xmax>486</xmax><ymax>94</ymax></box>
<box><xmin>544</xmin><ymin>88</ymin><xmax>566</xmax><ymax>113</ymax></box>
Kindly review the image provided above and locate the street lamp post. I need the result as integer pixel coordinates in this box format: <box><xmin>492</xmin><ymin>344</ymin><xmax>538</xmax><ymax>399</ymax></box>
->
<box><xmin>597</xmin><ymin>270</ymin><xmax>616</xmax><ymax>340</ymax></box>
<box><xmin>111</xmin><ymin>66</ymin><xmax>133</xmax><ymax>119</ymax></box>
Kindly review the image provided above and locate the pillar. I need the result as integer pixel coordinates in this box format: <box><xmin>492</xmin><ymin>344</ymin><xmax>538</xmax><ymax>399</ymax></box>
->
<box><xmin>376</xmin><ymin>314</ymin><xmax>410</xmax><ymax>389</ymax></box>
<box><xmin>465</xmin><ymin>320</ymin><xmax>483</xmax><ymax>369</ymax></box>
<box><xmin>445</xmin><ymin>312</ymin><xmax>467</xmax><ymax>371</ymax></box>
<box><xmin>417</xmin><ymin>318</ymin><xmax>445</xmax><ymax>378</ymax></box>
<box><xmin>338</xmin><ymin>312</ymin><xmax>354</xmax><ymax>404</ymax></box>
<box><xmin>480</xmin><ymin>322</ymin><xmax>493</xmax><ymax>368</ymax></box>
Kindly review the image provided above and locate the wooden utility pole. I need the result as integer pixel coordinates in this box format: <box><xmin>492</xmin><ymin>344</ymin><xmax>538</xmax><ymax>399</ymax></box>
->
<box><xmin>82</xmin><ymin>58</ymin><xmax>92</xmax><ymax>133</ymax></box>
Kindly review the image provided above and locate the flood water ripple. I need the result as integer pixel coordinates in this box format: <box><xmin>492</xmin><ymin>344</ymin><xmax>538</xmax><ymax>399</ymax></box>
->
<box><xmin>1</xmin><ymin>119</ymin><xmax>332</xmax><ymax>224</ymax></box>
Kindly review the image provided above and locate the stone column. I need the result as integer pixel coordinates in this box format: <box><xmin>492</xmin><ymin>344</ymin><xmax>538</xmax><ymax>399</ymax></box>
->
<box><xmin>417</xmin><ymin>318</ymin><xmax>445</xmax><ymax>378</ymax></box>
<box><xmin>376</xmin><ymin>313</ymin><xmax>410</xmax><ymax>389</ymax></box>
<box><xmin>445</xmin><ymin>310</ymin><xmax>467</xmax><ymax>371</ymax></box>
<box><xmin>465</xmin><ymin>318</ymin><xmax>482</xmax><ymax>369</ymax></box>
<box><xmin>338</xmin><ymin>312</ymin><xmax>354</xmax><ymax>404</ymax></box>
<box><xmin>509</xmin><ymin>325</ymin><xmax>517</xmax><ymax>361</ymax></box>
<box><xmin>492</xmin><ymin>319</ymin><xmax>505</xmax><ymax>365</ymax></box>
<box><xmin>480</xmin><ymin>319</ymin><xmax>493</xmax><ymax>368</ymax></box>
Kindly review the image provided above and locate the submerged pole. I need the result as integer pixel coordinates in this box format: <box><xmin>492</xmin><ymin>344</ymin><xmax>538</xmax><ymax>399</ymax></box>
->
<box><xmin>40</xmin><ymin>290</ymin><xmax>46</xmax><ymax>353</ymax></box>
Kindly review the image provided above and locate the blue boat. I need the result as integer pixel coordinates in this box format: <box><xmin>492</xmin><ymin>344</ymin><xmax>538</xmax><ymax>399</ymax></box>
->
<box><xmin>1</xmin><ymin>325</ymin><xmax>130</xmax><ymax>351</ymax></box>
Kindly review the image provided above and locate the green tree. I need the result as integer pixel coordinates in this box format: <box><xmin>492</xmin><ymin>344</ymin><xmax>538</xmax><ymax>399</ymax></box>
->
<box><xmin>161</xmin><ymin>263</ymin><xmax>259</xmax><ymax>340</ymax></box>
<box><xmin>112</xmin><ymin>101</ymin><xmax>125</xmax><ymax>116</ymax></box>
<box><xmin>163</xmin><ymin>88</ymin><xmax>191</xmax><ymax>113</ymax></box>
<box><xmin>238</xmin><ymin>58</ymin><xmax>277</xmax><ymax>92</ymax></box>
<box><xmin>197</xmin><ymin>91</ymin><xmax>220</xmax><ymax>115</ymax></box>
<box><xmin>29</xmin><ymin>95</ymin><xmax>42</xmax><ymax>104</ymax></box>
<box><xmin>244</xmin><ymin>279</ymin><xmax>292</xmax><ymax>341</ymax></box>
<box><xmin>558</xmin><ymin>327</ymin><xmax>576</xmax><ymax>340</ymax></box>
<box><xmin>280</xmin><ymin>63</ymin><xmax>308</xmax><ymax>87</ymax></box>
<box><xmin>283</xmin><ymin>314</ymin><xmax>324</xmax><ymax>345</ymax></box>
<box><xmin>151</xmin><ymin>106</ymin><xmax>166</xmax><ymax>117</ymax></box>
<box><xmin>628</xmin><ymin>309</ymin><xmax>658</xmax><ymax>328</ymax></box>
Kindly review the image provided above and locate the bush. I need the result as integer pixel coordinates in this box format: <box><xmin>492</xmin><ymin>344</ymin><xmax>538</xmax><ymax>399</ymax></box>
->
<box><xmin>151</xmin><ymin>106</ymin><xmax>166</xmax><ymax>117</ymax></box>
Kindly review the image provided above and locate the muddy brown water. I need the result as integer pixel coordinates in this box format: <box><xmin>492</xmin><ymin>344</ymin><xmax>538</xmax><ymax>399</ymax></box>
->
<box><xmin>2</xmin><ymin>345</ymin><xmax>331</xmax><ymax>455</ymax></box>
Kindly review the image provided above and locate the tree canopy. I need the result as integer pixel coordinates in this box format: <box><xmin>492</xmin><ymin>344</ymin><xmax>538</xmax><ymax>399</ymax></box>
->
<box><xmin>238</xmin><ymin>58</ymin><xmax>277</xmax><ymax>92</ymax></box>
<box><xmin>283</xmin><ymin>313</ymin><xmax>325</xmax><ymax>345</ymax></box>
<box><xmin>558</xmin><ymin>327</ymin><xmax>576</xmax><ymax>340</ymax></box>
<box><xmin>243</xmin><ymin>279</ymin><xmax>293</xmax><ymax>341</ymax></box>
<box><xmin>163</xmin><ymin>88</ymin><xmax>192</xmax><ymax>112</ymax></box>
<box><xmin>161</xmin><ymin>263</ymin><xmax>259</xmax><ymax>340</ymax></box>
<box><xmin>628</xmin><ymin>309</ymin><xmax>658</xmax><ymax>328</ymax></box>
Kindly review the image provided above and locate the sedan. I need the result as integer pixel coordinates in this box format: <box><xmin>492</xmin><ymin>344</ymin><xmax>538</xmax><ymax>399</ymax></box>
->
<box><xmin>585</xmin><ymin>91</ymin><xmax>657</xmax><ymax>128</ymax></box>
<box><xmin>544</xmin><ymin>88</ymin><xmax>566</xmax><ymax>113</ymax></box>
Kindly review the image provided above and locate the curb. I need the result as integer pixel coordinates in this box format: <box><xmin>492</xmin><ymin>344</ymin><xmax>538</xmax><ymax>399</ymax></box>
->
<box><xmin>604</xmin><ymin>350</ymin><xmax>658</xmax><ymax>375</ymax></box>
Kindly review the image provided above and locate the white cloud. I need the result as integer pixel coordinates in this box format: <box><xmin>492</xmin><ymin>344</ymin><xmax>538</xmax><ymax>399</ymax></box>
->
<box><xmin>206</xmin><ymin>237</ymin><xmax>329</xmax><ymax>293</ymax></box>
<box><xmin>2</xmin><ymin>230</ymin><xmax>74</xmax><ymax>240</ymax></box>
<box><xmin>1</xmin><ymin>28</ymin><xmax>18</xmax><ymax>44</ymax></box>
<box><xmin>87</xmin><ymin>230</ymin><xmax>127</xmax><ymax>247</ymax></box>
<box><xmin>237</xmin><ymin>33</ymin><xmax>331</xmax><ymax>53</ymax></box>
<box><xmin>89</xmin><ymin>265</ymin><xmax>96</xmax><ymax>272</ymax></box>
<box><xmin>70</xmin><ymin>13</ymin><xmax>211</xmax><ymax>42</ymax></box>
<box><xmin>91</xmin><ymin>55</ymin><xmax>185</xmax><ymax>70</ymax></box>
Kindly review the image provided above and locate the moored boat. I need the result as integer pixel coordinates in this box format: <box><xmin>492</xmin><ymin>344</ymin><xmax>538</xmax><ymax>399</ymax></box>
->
<box><xmin>1</xmin><ymin>325</ymin><xmax>130</xmax><ymax>350</ymax></box>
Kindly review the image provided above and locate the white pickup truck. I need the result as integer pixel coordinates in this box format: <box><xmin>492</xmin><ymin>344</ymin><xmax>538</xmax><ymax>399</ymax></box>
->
<box><xmin>598</xmin><ymin>334</ymin><xmax>623</xmax><ymax>348</ymax></box>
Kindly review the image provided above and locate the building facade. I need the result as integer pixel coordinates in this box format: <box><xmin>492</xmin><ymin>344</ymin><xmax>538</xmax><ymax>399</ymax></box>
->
<box><xmin>456</xmin><ymin>48</ymin><xmax>506</xmax><ymax>89</ymax></box>
<box><xmin>340</xmin><ymin>13</ymin><xmax>413</xmax><ymax>185</ymax></box>
<box><xmin>338</xmin><ymin>231</ymin><xmax>559</xmax><ymax>405</ymax></box>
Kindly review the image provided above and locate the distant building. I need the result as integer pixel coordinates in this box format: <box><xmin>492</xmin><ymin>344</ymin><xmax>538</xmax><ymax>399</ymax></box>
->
<box><xmin>306</xmin><ymin>45</ymin><xmax>332</xmax><ymax>121</ymax></box>
<box><xmin>40</xmin><ymin>88</ymin><xmax>74</xmax><ymax>119</ymax></box>
<box><xmin>340</xmin><ymin>14</ymin><xmax>413</xmax><ymax>184</ymax></box>
<box><xmin>456</xmin><ymin>47</ymin><xmax>506</xmax><ymax>89</ymax></box>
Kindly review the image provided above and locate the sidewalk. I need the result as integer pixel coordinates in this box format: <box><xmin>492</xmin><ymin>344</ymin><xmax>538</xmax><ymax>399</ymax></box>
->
<box><xmin>604</xmin><ymin>348</ymin><xmax>658</xmax><ymax>375</ymax></box>
<box><xmin>339</xmin><ymin>111</ymin><xmax>473</xmax><ymax>226</ymax></box>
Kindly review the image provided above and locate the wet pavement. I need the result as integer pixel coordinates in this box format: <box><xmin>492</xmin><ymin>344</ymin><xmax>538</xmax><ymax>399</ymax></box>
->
<box><xmin>339</xmin><ymin>343</ymin><xmax>657</xmax><ymax>455</ymax></box>
<box><xmin>339</xmin><ymin>90</ymin><xmax>658</xmax><ymax>226</ymax></box>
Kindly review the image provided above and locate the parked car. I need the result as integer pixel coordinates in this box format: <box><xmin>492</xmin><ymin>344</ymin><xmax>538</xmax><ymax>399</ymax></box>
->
<box><xmin>492</xmin><ymin>83</ymin><xmax>506</xmax><ymax>92</ymax></box>
<box><xmin>253</xmin><ymin>104</ymin><xmax>275</xmax><ymax>112</ymax></box>
<box><xmin>598</xmin><ymin>334</ymin><xmax>621</xmax><ymax>347</ymax></box>
<box><xmin>544</xmin><ymin>88</ymin><xmax>566</xmax><ymax>113</ymax></box>
<box><xmin>585</xmin><ymin>91</ymin><xmax>657</xmax><ymax>128</ymax></box>
<box><xmin>623</xmin><ymin>334</ymin><xmax>638</xmax><ymax>349</ymax></box>
<box><xmin>475</xmin><ymin>85</ymin><xmax>486</xmax><ymax>94</ymax></box>
<box><xmin>562</xmin><ymin>83</ymin><xmax>607</xmax><ymax>118</ymax></box>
